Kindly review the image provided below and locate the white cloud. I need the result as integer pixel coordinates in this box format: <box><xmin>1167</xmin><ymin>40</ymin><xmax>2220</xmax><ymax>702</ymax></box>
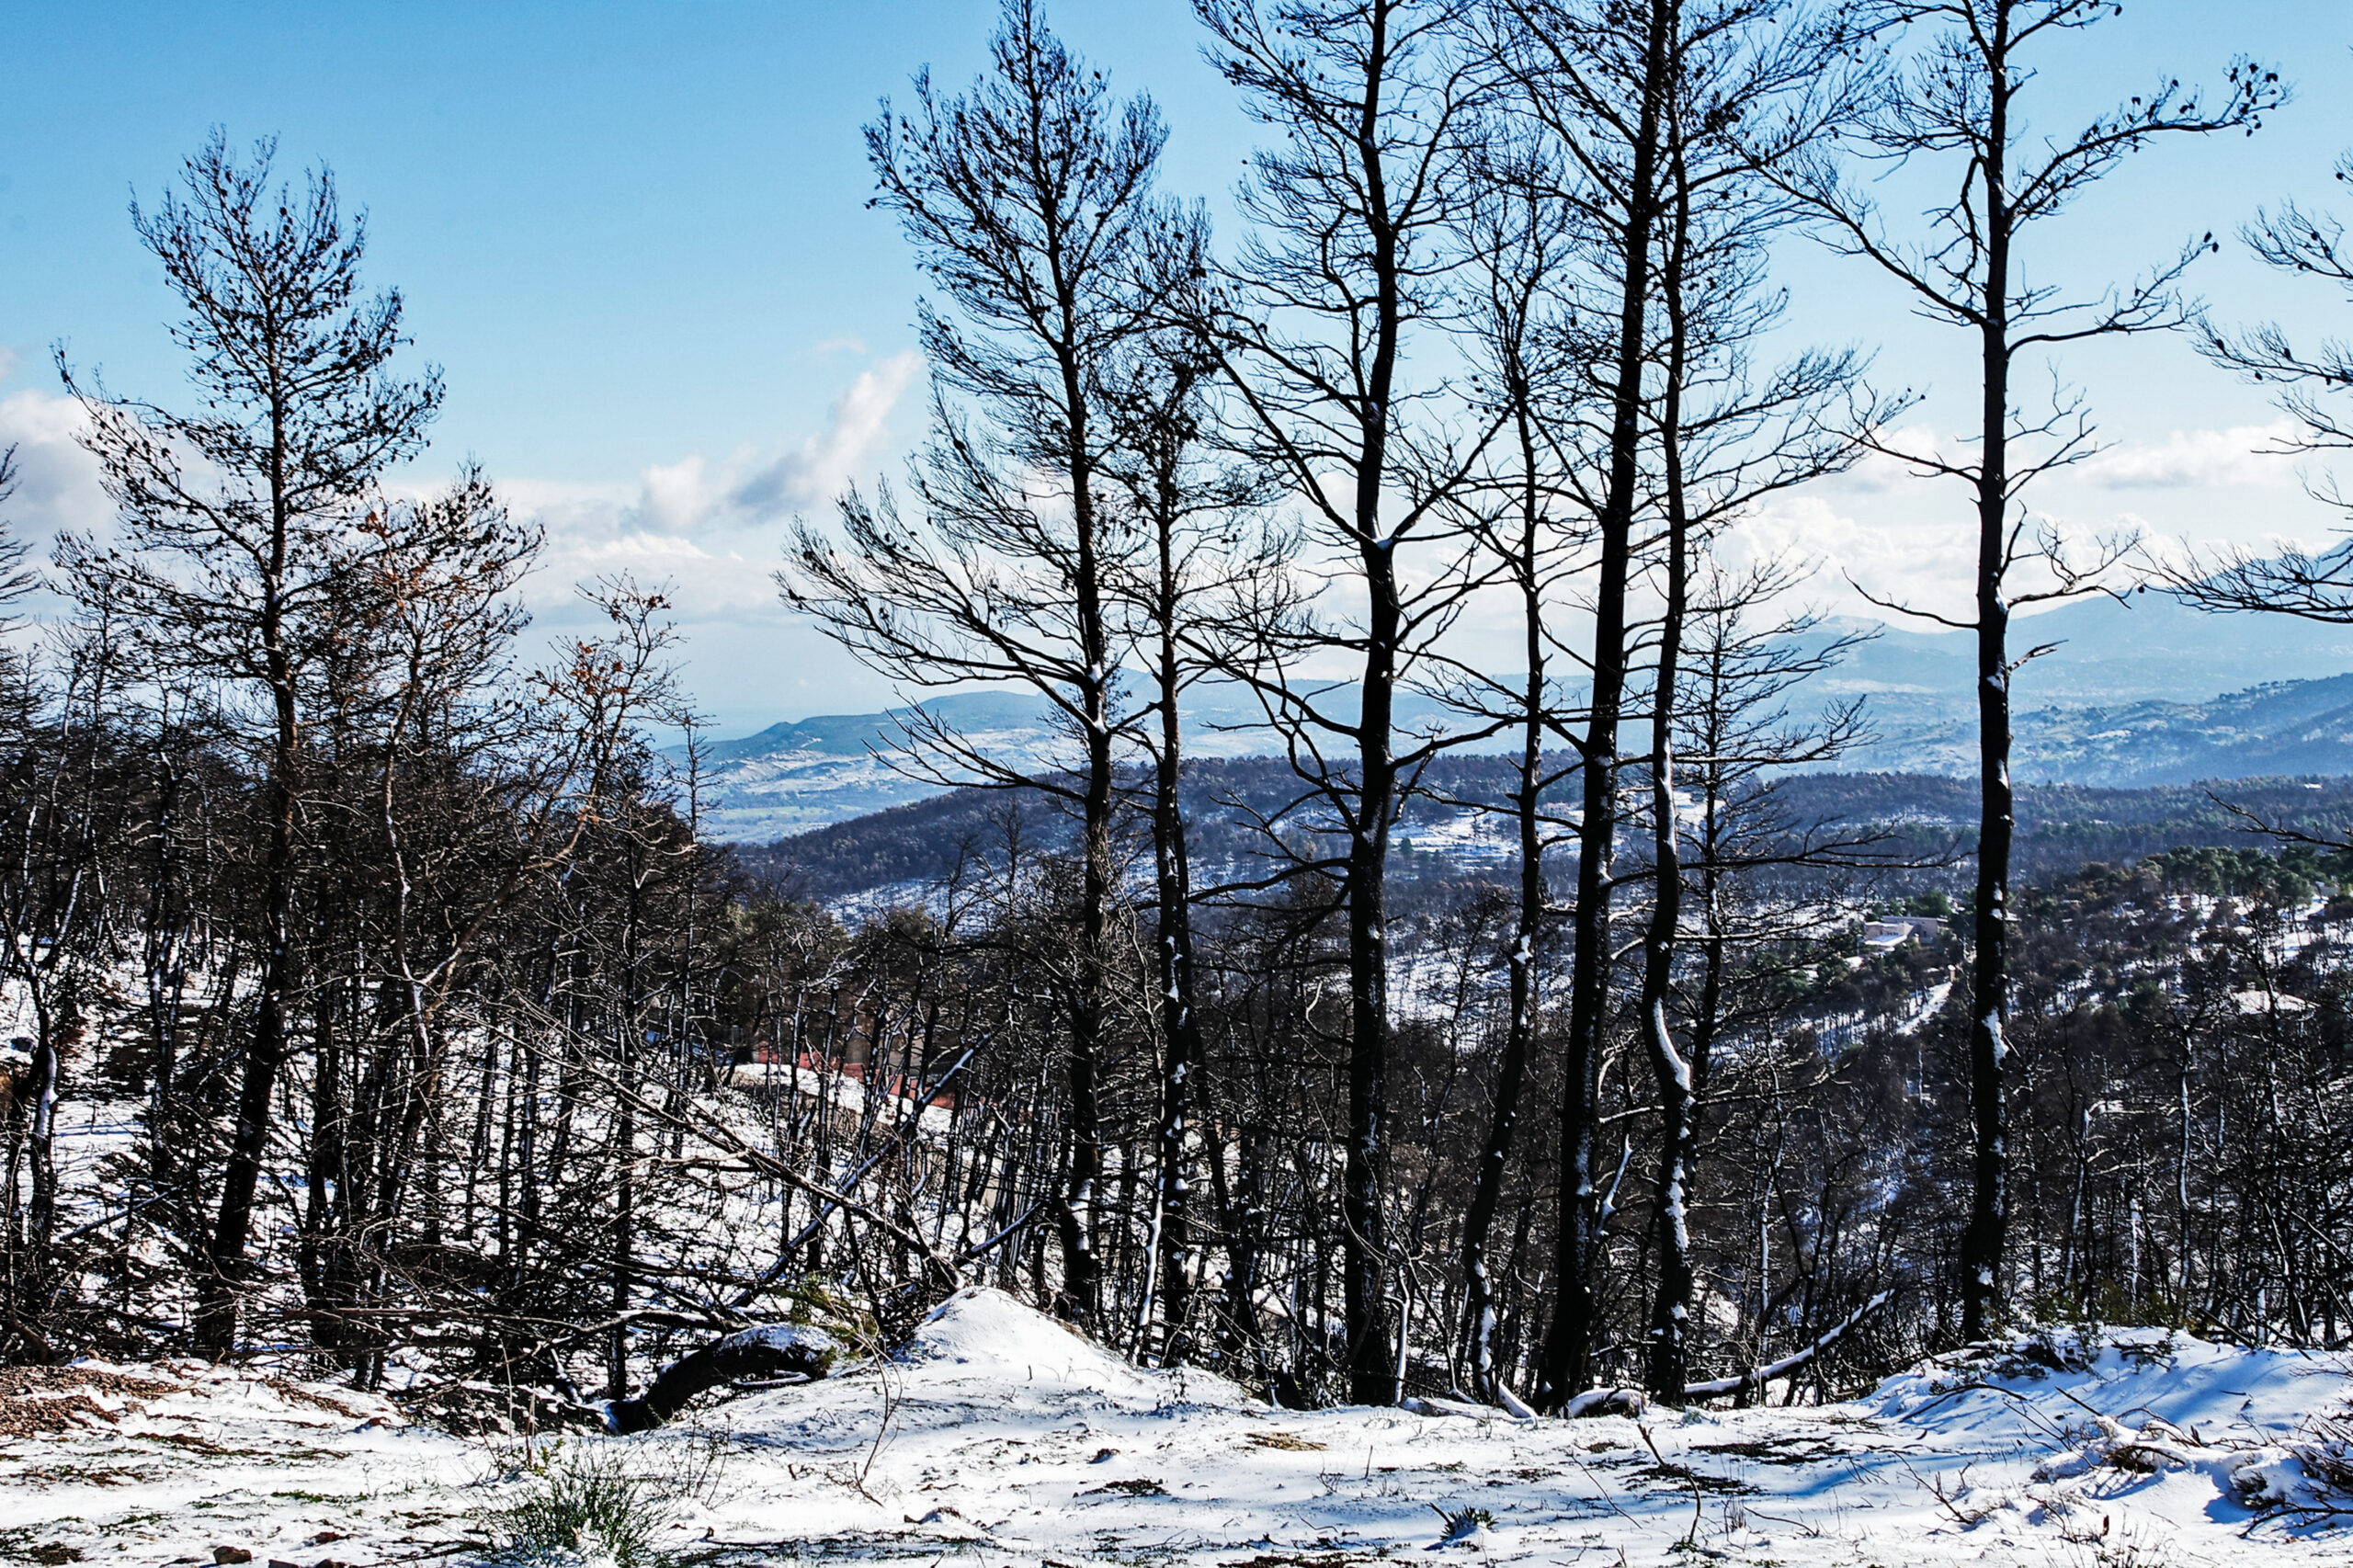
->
<box><xmin>539</xmin><ymin>350</ymin><xmax>921</xmax><ymax>550</ymax></box>
<box><xmin>489</xmin><ymin>474</ymin><xmax>634</xmax><ymax>515</ymax></box>
<box><xmin>0</xmin><ymin>357</ymin><xmax>923</xmax><ymax>732</ymax></box>
<box><xmin>0</xmin><ymin>389</ymin><xmax>112</xmax><ymax>550</ymax></box>
<box><xmin>637</xmin><ymin>449</ymin><xmax>736</xmax><ymax>534</ymax></box>
<box><xmin>520</xmin><ymin>353</ymin><xmax>922</xmax><ymax>638</ymax></box>
<box><xmin>1829</xmin><ymin>423</ymin><xmax>1957</xmax><ymax>494</ymax></box>
<box><xmin>1813</xmin><ymin>418</ymin><xmax>2307</xmax><ymax>499</ymax></box>
<box><xmin>485</xmin><ymin>356</ymin><xmax>927</xmax><ymax>730</ymax></box>
<box><xmin>2076</xmin><ymin>420</ymin><xmax>2302</xmax><ymax>490</ymax></box>
<box><xmin>725</xmin><ymin>352</ymin><xmax>918</xmax><ymax>521</ymax></box>
<box><xmin>1723</xmin><ymin>490</ymin><xmax>1980</xmax><ymax>622</ymax></box>
<box><xmin>1716</xmin><ymin>418</ymin><xmax>2316</xmax><ymax>623</ymax></box>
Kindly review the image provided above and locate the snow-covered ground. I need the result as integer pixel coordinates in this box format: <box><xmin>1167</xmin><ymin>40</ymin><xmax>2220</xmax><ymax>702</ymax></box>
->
<box><xmin>4</xmin><ymin>1290</ymin><xmax>2348</xmax><ymax>1567</ymax></box>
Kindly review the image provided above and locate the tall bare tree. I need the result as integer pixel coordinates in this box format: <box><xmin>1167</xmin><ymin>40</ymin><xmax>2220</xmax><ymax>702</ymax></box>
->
<box><xmin>1785</xmin><ymin>0</ymin><xmax>2279</xmax><ymax>1341</ymax></box>
<box><xmin>783</xmin><ymin>0</ymin><xmax>1173</xmax><ymax>1330</ymax></box>
<box><xmin>1487</xmin><ymin>0</ymin><xmax>1681</xmax><ymax>1406</ymax></box>
<box><xmin>1628</xmin><ymin>11</ymin><xmax>1895</xmax><ymax>1402</ymax></box>
<box><xmin>1193</xmin><ymin>0</ymin><xmax>1496</xmax><ymax>1404</ymax></box>
<box><xmin>1437</xmin><ymin>139</ymin><xmax>1583</xmax><ymax>1407</ymax></box>
<box><xmin>2167</xmin><ymin>147</ymin><xmax>2353</xmax><ymax>620</ymax></box>
<box><xmin>1097</xmin><ymin>223</ymin><xmax>1280</xmax><ymax>1364</ymax></box>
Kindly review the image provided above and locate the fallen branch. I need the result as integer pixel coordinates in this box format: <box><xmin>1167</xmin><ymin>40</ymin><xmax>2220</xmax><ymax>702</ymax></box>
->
<box><xmin>1684</xmin><ymin>1290</ymin><xmax>1893</xmax><ymax>1403</ymax></box>
<box><xmin>607</xmin><ymin>1322</ymin><xmax>840</xmax><ymax>1434</ymax></box>
<box><xmin>729</xmin><ymin>1045</ymin><xmax>980</xmax><ymax>1308</ymax></box>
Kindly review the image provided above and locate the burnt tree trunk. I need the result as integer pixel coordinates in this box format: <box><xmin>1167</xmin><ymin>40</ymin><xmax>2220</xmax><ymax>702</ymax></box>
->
<box><xmin>1960</xmin><ymin>30</ymin><xmax>2015</xmax><ymax>1346</ymax></box>
<box><xmin>1540</xmin><ymin>0</ymin><xmax>1673</xmax><ymax>1411</ymax></box>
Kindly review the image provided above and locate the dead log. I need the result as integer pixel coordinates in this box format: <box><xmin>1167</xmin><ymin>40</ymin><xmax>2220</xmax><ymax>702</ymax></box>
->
<box><xmin>1560</xmin><ymin>1386</ymin><xmax>1648</xmax><ymax>1418</ymax></box>
<box><xmin>606</xmin><ymin>1324</ymin><xmax>839</xmax><ymax>1434</ymax></box>
<box><xmin>1682</xmin><ymin>1289</ymin><xmax>1893</xmax><ymax>1405</ymax></box>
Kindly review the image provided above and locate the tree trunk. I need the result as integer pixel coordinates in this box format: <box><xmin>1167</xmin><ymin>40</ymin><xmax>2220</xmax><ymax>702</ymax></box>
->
<box><xmin>200</xmin><ymin>633</ymin><xmax>300</xmax><ymax>1351</ymax></box>
<box><xmin>24</xmin><ymin>1004</ymin><xmax>60</xmax><ymax>1325</ymax></box>
<box><xmin>1638</xmin><ymin>493</ymin><xmax>1695</xmax><ymax>1399</ymax></box>
<box><xmin>1147</xmin><ymin>611</ymin><xmax>1206</xmax><ymax>1364</ymax></box>
<box><xmin>1961</xmin><ymin>42</ymin><xmax>2014</xmax><ymax>1346</ymax></box>
<box><xmin>1540</xmin><ymin>0</ymin><xmax>1673</xmax><ymax>1411</ymax></box>
<box><xmin>301</xmin><ymin>972</ymin><xmax>346</xmax><ymax>1357</ymax></box>
<box><xmin>1347</xmin><ymin>542</ymin><xmax>1401</xmax><ymax>1405</ymax></box>
<box><xmin>1337</xmin><ymin>0</ymin><xmax>1408</xmax><ymax>1404</ymax></box>
<box><xmin>1641</xmin><ymin>139</ymin><xmax>1697</xmax><ymax>1404</ymax></box>
<box><xmin>1059</xmin><ymin>714</ymin><xmax>1113</xmax><ymax>1330</ymax></box>
<box><xmin>1461</xmin><ymin>392</ymin><xmax>1548</xmax><ymax>1402</ymax></box>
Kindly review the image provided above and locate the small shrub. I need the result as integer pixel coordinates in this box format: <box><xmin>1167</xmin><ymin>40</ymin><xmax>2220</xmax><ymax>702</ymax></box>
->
<box><xmin>772</xmin><ymin>1276</ymin><xmax>879</xmax><ymax>1346</ymax></box>
<box><xmin>2021</xmin><ymin>1283</ymin><xmax>2201</xmax><ymax>1337</ymax></box>
<box><xmin>483</xmin><ymin>1445</ymin><xmax>678</xmax><ymax>1568</ymax></box>
<box><xmin>1430</xmin><ymin>1504</ymin><xmax>1495</xmax><ymax>1545</ymax></box>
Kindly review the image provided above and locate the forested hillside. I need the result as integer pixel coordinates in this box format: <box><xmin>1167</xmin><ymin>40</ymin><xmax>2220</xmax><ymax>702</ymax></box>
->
<box><xmin>733</xmin><ymin>763</ymin><xmax>2353</xmax><ymax>906</ymax></box>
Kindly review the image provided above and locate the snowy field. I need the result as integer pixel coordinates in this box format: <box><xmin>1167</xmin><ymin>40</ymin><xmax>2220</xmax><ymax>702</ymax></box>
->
<box><xmin>3</xmin><ymin>1289</ymin><xmax>2348</xmax><ymax>1568</ymax></box>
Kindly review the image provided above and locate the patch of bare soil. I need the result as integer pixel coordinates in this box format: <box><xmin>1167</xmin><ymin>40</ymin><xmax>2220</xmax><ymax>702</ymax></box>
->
<box><xmin>0</xmin><ymin>1369</ymin><xmax>180</xmax><ymax>1439</ymax></box>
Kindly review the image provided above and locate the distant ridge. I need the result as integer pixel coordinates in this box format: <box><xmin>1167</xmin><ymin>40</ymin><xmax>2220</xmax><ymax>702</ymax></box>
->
<box><xmin>684</xmin><ymin>600</ymin><xmax>2353</xmax><ymax>840</ymax></box>
<box><xmin>1805</xmin><ymin>590</ymin><xmax>2353</xmax><ymax>703</ymax></box>
<box><xmin>699</xmin><ymin>691</ymin><xmax>1058</xmax><ymax>765</ymax></box>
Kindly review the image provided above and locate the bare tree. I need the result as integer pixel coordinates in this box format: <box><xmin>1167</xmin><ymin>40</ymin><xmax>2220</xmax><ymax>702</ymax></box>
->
<box><xmin>0</xmin><ymin>457</ymin><xmax>86</xmax><ymax>1347</ymax></box>
<box><xmin>1668</xmin><ymin>571</ymin><xmax>1879</xmax><ymax>1252</ymax></box>
<box><xmin>290</xmin><ymin>483</ymin><xmax>673</xmax><ymax>1376</ymax></box>
<box><xmin>1486</xmin><ymin>0</ymin><xmax>1682</xmax><ymax>1406</ymax></box>
<box><xmin>1192</xmin><ymin>0</ymin><xmax>1497</xmax><ymax>1404</ymax></box>
<box><xmin>1428</xmin><ymin>134</ymin><xmax>1586</xmax><ymax>1407</ymax></box>
<box><xmin>2166</xmin><ymin>147</ymin><xmax>2353</xmax><ymax>619</ymax></box>
<box><xmin>1096</xmin><ymin>224</ymin><xmax>1281</xmax><ymax>1364</ymax></box>
<box><xmin>0</xmin><ymin>449</ymin><xmax>40</xmax><ymax>619</ymax></box>
<box><xmin>57</xmin><ymin>131</ymin><xmax>443</xmax><ymax>1348</ymax></box>
<box><xmin>782</xmin><ymin>0</ymin><xmax>1173</xmax><ymax>1331</ymax></box>
<box><xmin>1781</xmin><ymin>0</ymin><xmax>2278</xmax><ymax>1342</ymax></box>
<box><xmin>1629</xmin><ymin>16</ymin><xmax>1897</xmax><ymax>1401</ymax></box>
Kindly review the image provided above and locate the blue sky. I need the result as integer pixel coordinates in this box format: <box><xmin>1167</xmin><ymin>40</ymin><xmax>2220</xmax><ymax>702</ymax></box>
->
<box><xmin>4</xmin><ymin>2</ymin><xmax>2351</xmax><ymax>734</ymax></box>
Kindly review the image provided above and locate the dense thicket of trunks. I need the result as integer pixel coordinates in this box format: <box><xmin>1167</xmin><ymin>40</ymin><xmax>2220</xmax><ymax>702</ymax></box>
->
<box><xmin>0</xmin><ymin>693</ymin><xmax>2347</xmax><ymax>1401</ymax></box>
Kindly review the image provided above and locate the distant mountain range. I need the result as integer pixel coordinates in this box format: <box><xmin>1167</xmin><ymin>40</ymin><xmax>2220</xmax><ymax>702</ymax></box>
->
<box><xmin>1807</xmin><ymin>588</ymin><xmax>2353</xmax><ymax>704</ymax></box>
<box><xmin>684</xmin><ymin>691</ymin><xmax>1064</xmax><ymax>835</ymax></box>
<box><xmin>1813</xmin><ymin>593</ymin><xmax>2353</xmax><ymax>785</ymax></box>
<box><xmin>682</xmin><ymin>594</ymin><xmax>2353</xmax><ymax>842</ymax></box>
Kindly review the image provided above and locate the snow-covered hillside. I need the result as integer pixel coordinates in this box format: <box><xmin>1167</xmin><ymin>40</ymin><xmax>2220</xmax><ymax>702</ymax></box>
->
<box><xmin>5</xmin><ymin>1290</ymin><xmax>2347</xmax><ymax>1568</ymax></box>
